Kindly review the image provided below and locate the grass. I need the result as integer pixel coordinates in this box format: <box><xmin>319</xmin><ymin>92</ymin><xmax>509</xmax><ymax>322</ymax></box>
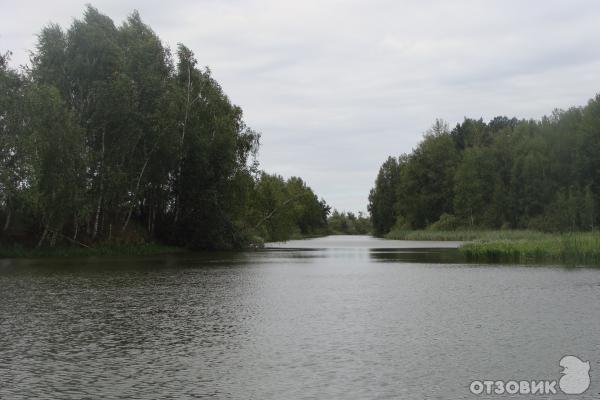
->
<box><xmin>384</xmin><ymin>229</ymin><xmax>550</xmax><ymax>241</ymax></box>
<box><xmin>460</xmin><ymin>232</ymin><xmax>600</xmax><ymax>264</ymax></box>
<box><xmin>385</xmin><ymin>229</ymin><xmax>600</xmax><ymax>264</ymax></box>
<box><xmin>0</xmin><ymin>243</ymin><xmax>187</xmax><ymax>259</ymax></box>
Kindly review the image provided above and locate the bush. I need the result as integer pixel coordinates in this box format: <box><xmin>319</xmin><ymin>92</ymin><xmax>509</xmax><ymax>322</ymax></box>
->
<box><xmin>392</xmin><ymin>215</ymin><xmax>412</xmax><ymax>231</ymax></box>
<box><xmin>427</xmin><ymin>213</ymin><xmax>460</xmax><ymax>231</ymax></box>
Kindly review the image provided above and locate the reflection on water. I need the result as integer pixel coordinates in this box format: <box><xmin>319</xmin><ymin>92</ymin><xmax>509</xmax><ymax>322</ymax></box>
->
<box><xmin>1</xmin><ymin>235</ymin><xmax>599</xmax><ymax>399</ymax></box>
<box><xmin>267</xmin><ymin>234</ymin><xmax>466</xmax><ymax>264</ymax></box>
<box><xmin>369</xmin><ymin>247</ymin><xmax>465</xmax><ymax>263</ymax></box>
<box><xmin>266</xmin><ymin>234</ymin><xmax>463</xmax><ymax>249</ymax></box>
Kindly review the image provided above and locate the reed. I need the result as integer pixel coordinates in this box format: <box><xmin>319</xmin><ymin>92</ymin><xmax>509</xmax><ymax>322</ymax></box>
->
<box><xmin>384</xmin><ymin>229</ymin><xmax>549</xmax><ymax>242</ymax></box>
<box><xmin>460</xmin><ymin>232</ymin><xmax>600</xmax><ymax>264</ymax></box>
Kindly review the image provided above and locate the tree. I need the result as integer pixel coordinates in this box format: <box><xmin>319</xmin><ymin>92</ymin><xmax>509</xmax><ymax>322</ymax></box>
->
<box><xmin>396</xmin><ymin>120</ymin><xmax>460</xmax><ymax>228</ymax></box>
<box><xmin>2</xmin><ymin>7</ymin><xmax>328</xmax><ymax>250</ymax></box>
<box><xmin>371</xmin><ymin>104</ymin><xmax>600</xmax><ymax>233</ymax></box>
<box><xmin>328</xmin><ymin>210</ymin><xmax>371</xmax><ymax>234</ymax></box>
<box><xmin>26</xmin><ymin>85</ymin><xmax>85</xmax><ymax>246</ymax></box>
<box><xmin>0</xmin><ymin>52</ymin><xmax>28</xmax><ymax>234</ymax></box>
<box><xmin>368</xmin><ymin>156</ymin><xmax>402</xmax><ymax>235</ymax></box>
<box><xmin>453</xmin><ymin>147</ymin><xmax>499</xmax><ymax>227</ymax></box>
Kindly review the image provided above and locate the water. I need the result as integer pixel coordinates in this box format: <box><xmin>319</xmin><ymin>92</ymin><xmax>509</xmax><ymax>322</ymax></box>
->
<box><xmin>1</xmin><ymin>235</ymin><xmax>599</xmax><ymax>399</ymax></box>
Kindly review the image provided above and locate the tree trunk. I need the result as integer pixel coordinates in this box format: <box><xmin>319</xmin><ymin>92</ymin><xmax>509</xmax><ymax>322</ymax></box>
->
<box><xmin>50</xmin><ymin>230</ymin><xmax>58</xmax><ymax>247</ymax></box>
<box><xmin>174</xmin><ymin>64</ymin><xmax>193</xmax><ymax>224</ymax></box>
<box><xmin>36</xmin><ymin>226</ymin><xmax>49</xmax><ymax>248</ymax></box>
<box><xmin>122</xmin><ymin>154</ymin><xmax>152</xmax><ymax>233</ymax></box>
<box><xmin>73</xmin><ymin>215</ymin><xmax>79</xmax><ymax>241</ymax></box>
<box><xmin>93</xmin><ymin>128</ymin><xmax>106</xmax><ymax>240</ymax></box>
<box><xmin>254</xmin><ymin>194</ymin><xmax>304</xmax><ymax>230</ymax></box>
<box><xmin>151</xmin><ymin>207</ymin><xmax>156</xmax><ymax>235</ymax></box>
<box><xmin>2</xmin><ymin>207</ymin><xmax>10</xmax><ymax>231</ymax></box>
<box><xmin>92</xmin><ymin>194</ymin><xmax>102</xmax><ymax>239</ymax></box>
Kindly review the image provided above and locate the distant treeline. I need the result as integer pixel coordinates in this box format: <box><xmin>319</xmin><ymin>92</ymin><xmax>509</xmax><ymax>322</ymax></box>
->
<box><xmin>369</xmin><ymin>97</ymin><xmax>600</xmax><ymax>236</ymax></box>
<box><xmin>0</xmin><ymin>6</ymin><xmax>330</xmax><ymax>249</ymax></box>
<box><xmin>328</xmin><ymin>210</ymin><xmax>372</xmax><ymax>235</ymax></box>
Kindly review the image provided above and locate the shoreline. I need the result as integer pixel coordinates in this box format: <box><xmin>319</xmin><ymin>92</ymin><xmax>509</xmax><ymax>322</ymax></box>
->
<box><xmin>384</xmin><ymin>229</ymin><xmax>600</xmax><ymax>264</ymax></box>
<box><xmin>0</xmin><ymin>243</ymin><xmax>188</xmax><ymax>259</ymax></box>
<box><xmin>5</xmin><ymin>231</ymin><xmax>600</xmax><ymax>265</ymax></box>
<box><xmin>0</xmin><ymin>232</ymin><xmax>333</xmax><ymax>259</ymax></box>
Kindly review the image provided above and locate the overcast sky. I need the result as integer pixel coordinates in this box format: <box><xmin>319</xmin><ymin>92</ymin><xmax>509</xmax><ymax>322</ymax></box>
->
<box><xmin>3</xmin><ymin>0</ymin><xmax>600</xmax><ymax>212</ymax></box>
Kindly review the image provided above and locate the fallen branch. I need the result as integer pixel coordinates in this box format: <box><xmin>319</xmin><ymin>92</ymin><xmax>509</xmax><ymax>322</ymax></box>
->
<box><xmin>253</xmin><ymin>194</ymin><xmax>304</xmax><ymax>230</ymax></box>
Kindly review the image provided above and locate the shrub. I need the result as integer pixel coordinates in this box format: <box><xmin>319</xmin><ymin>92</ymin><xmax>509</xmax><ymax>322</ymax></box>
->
<box><xmin>427</xmin><ymin>213</ymin><xmax>460</xmax><ymax>231</ymax></box>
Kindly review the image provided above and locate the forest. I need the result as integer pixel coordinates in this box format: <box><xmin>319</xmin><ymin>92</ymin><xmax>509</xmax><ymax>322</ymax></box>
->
<box><xmin>0</xmin><ymin>6</ymin><xmax>332</xmax><ymax>250</ymax></box>
<box><xmin>327</xmin><ymin>211</ymin><xmax>371</xmax><ymax>235</ymax></box>
<box><xmin>368</xmin><ymin>99</ymin><xmax>600</xmax><ymax>236</ymax></box>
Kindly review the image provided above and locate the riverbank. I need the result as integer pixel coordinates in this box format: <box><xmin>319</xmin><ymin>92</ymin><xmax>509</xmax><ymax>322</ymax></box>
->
<box><xmin>0</xmin><ymin>231</ymin><xmax>333</xmax><ymax>258</ymax></box>
<box><xmin>0</xmin><ymin>243</ymin><xmax>187</xmax><ymax>259</ymax></box>
<box><xmin>5</xmin><ymin>231</ymin><xmax>600</xmax><ymax>264</ymax></box>
<box><xmin>460</xmin><ymin>232</ymin><xmax>600</xmax><ymax>264</ymax></box>
<box><xmin>386</xmin><ymin>229</ymin><xmax>600</xmax><ymax>264</ymax></box>
<box><xmin>385</xmin><ymin>229</ymin><xmax>549</xmax><ymax>241</ymax></box>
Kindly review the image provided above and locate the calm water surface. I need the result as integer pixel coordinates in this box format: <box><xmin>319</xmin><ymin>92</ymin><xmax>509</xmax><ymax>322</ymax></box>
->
<box><xmin>1</xmin><ymin>235</ymin><xmax>599</xmax><ymax>399</ymax></box>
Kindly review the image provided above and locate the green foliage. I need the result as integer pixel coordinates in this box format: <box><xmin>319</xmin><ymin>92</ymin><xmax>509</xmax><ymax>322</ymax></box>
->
<box><xmin>453</xmin><ymin>147</ymin><xmax>499</xmax><ymax>227</ymax></box>
<box><xmin>368</xmin><ymin>156</ymin><xmax>402</xmax><ymax>235</ymax></box>
<box><xmin>385</xmin><ymin>229</ymin><xmax>548</xmax><ymax>241</ymax></box>
<box><xmin>1</xmin><ymin>51</ymin><xmax>30</xmax><ymax>235</ymax></box>
<box><xmin>427</xmin><ymin>213</ymin><xmax>460</xmax><ymax>231</ymax></box>
<box><xmin>461</xmin><ymin>232</ymin><xmax>600</xmax><ymax>264</ymax></box>
<box><xmin>327</xmin><ymin>210</ymin><xmax>372</xmax><ymax>235</ymax></box>
<box><xmin>397</xmin><ymin>120</ymin><xmax>460</xmax><ymax>229</ymax></box>
<box><xmin>369</xmin><ymin>97</ymin><xmax>600</xmax><ymax>234</ymax></box>
<box><xmin>26</xmin><ymin>84</ymin><xmax>86</xmax><ymax>241</ymax></box>
<box><xmin>0</xmin><ymin>7</ymin><xmax>328</xmax><ymax>251</ymax></box>
<box><xmin>249</xmin><ymin>173</ymin><xmax>330</xmax><ymax>242</ymax></box>
<box><xmin>368</xmin><ymin>120</ymin><xmax>460</xmax><ymax>235</ymax></box>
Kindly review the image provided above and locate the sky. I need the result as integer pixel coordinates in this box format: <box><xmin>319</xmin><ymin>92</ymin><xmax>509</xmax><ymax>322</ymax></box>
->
<box><xmin>3</xmin><ymin>0</ymin><xmax>600</xmax><ymax>212</ymax></box>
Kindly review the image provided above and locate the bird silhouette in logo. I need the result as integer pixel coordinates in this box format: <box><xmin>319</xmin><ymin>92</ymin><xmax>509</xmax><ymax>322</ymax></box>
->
<box><xmin>559</xmin><ymin>355</ymin><xmax>590</xmax><ymax>394</ymax></box>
